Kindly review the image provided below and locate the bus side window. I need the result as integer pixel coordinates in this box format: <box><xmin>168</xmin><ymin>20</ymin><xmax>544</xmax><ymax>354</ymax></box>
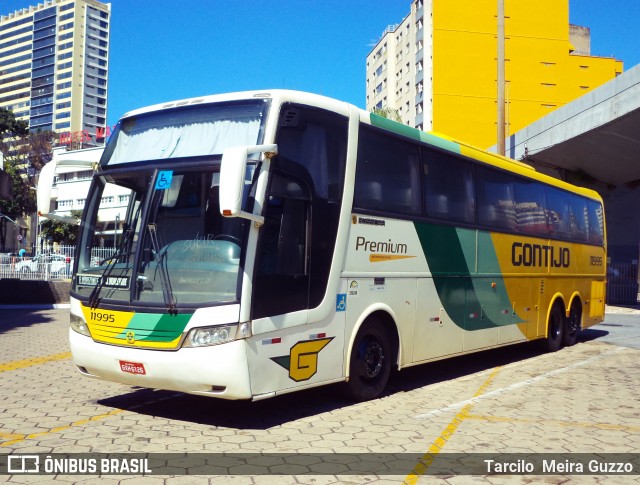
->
<box><xmin>423</xmin><ymin>149</ymin><xmax>475</xmax><ymax>223</ymax></box>
<box><xmin>546</xmin><ymin>187</ymin><xmax>590</xmax><ymax>241</ymax></box>
<box><xmin>354</xmin><ymin>125</ymin><xmax>421</xmax><ymax>216</ymax></box>
<box><xmin>513</xmin><ymin>179</ymin><xmax>549</xmax><ymax>236</ymax></box>
<box><xmin>477</xmin><ymin>166</ymin><xmax>516</xmax><ymax>230</ymax></box>
<box><xmin>567</xmin><ymin>195</ymin><xmax>589</xmax><ymax>242</ymax></box>
<box><xmin>586</xmin><ymin>200</ymin><xmax>605</xmax><ymax>245</ymax></box>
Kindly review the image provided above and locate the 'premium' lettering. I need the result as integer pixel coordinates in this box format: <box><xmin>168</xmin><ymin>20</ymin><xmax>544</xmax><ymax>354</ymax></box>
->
<box><xmin>356</xmin><ymin>236</ymin><xmax>407</xmax><ymax>254</ymax></box>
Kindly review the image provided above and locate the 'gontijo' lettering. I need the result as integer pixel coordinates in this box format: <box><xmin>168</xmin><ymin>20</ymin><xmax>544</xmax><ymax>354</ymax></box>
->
<box><xmin>511</xmin><ymin>242</ymin><xmax>570</xmax><ymax>268</ymax></box>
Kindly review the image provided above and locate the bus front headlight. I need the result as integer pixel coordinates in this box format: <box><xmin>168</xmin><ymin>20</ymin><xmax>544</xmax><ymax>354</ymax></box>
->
<box><xmin>184</xmin><ymin>323</ymin><xmax>251</xmax><ymax>348</ymax></box>
<box><xmin>70</xmin><ymin>313</ymin><xmax>91</xmax><ymax>337</ymax></box>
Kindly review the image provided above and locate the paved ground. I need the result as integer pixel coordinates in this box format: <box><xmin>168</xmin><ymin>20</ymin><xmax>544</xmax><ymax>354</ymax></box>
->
<box><xmin>1</xmin><ymin>306</ymin><xmax>640</xmax><ymax>483</ymax></box>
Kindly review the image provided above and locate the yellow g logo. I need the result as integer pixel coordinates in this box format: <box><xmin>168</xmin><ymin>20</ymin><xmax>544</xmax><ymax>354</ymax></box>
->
<box><xmin>271</xmin><ymin>338</ymin><xmax>333</xmax><ymax>382</ymax></box>
<box><xmin>126</xmin><ymin>331</ymin><xmax>135</xmax><ymax>344</ymax></box>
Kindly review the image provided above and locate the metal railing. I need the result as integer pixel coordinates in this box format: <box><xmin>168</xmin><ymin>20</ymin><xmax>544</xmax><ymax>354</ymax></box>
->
<box><xmin>607</xmin><ymin>262</ymin><xmax>639</xmax><ymax>305</ymax></box>
<box><xmin>0</xmin><ymin>247</ymin><xmax>116</xmax><ymax>281</ymax></box>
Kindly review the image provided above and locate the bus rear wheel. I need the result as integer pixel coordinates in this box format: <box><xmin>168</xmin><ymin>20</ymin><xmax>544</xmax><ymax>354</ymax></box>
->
<box><xmin>544</xmin><ymin>302</ymin><xmax>565</xmax><ymax>352</ymax></box>
<box><xmin>344</xmin><ymin>320</ymin><xmax>392</xmax><ymax>402</ymax></box>
<box><xmin>564</xmin><ymin>300</ymin><xmax>582</xmax><ymax>347</ymax></box>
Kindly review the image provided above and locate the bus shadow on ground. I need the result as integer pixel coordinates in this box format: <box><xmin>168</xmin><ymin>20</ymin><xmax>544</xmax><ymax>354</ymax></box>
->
<box><xmin>97</xmin><ymin>331</ymin><xmax>608</xmax><ymax>430</ymax></box>
<box><xmin>0</xmin><ymin>310</ymin><xmax>56</xmax><ymax>334</ymax></box>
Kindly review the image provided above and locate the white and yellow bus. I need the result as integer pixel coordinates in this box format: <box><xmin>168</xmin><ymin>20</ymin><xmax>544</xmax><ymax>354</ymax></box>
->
<box><xmin>66</xmin><ymin>90</ymin><xmax>606</xmax><ymax>401</ymax></box>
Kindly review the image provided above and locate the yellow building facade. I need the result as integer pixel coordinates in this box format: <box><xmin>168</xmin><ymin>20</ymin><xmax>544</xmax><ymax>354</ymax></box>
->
<box><xmin>366</xmin><ymin>0</ymin><xmax>623</xmax><ymax>149</ymax></box>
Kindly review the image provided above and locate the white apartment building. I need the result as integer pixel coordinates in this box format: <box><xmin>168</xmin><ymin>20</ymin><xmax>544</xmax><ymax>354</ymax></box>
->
<box><xmin>365</xmin><ymin>0</ymin><xmax>432</xmax><ymax>130</ymax></box>
<box><xmin>47</xmin><ymin>145</ymin><xmax>128</xmax><ymax>247</ymax></box>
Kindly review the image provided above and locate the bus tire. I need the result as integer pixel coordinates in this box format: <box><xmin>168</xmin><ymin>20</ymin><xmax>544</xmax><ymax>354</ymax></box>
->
<box><xmin>564</xmin><ymin>299</ymin><xmax>582</xmax><ymax>347</ymax></box>
<box><xmin>544</xmin><ymin>301</ymin><xmax>565</xmax><ymax>352</ymax></box>
<box><xmin>344</xmin><ymin>320</ymin><xmax>392</xmax><ymax>401</ymax></box>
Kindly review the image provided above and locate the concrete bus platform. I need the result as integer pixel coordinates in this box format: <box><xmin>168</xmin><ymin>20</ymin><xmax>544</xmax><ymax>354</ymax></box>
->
<box><xmin>1</xmin><ymin>307</ymin><xmax>639</xmax><ymax>482</ymax></box>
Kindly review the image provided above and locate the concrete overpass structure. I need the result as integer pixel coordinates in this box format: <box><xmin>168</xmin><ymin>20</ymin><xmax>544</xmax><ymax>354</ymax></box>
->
<box><xmin>504</xmin><ymin>63</ymin><xmax>640</xmax><ymax>187</ymax></box>
<box><xmin>498</xmin><ymin>64</ymin><xmax>640</xmax><ymax>303</ymax></box>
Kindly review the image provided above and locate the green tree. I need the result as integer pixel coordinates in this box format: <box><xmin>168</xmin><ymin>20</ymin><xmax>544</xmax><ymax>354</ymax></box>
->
<box><xmin>0</xmin><ymin>107</ymin><xmax>28</xmax><ymax>141</ymax></box>
<box><xmin>40</xmin><ymin>210</ymin><xmax>82</xmax><ymax>245</ymax></box>
<box><xmin>372</xmin><ymin>107</ymin><xmax>403</xmax><ymax>123</ymax></box>
<box><xmin>0</xmin><ymin>108</ymin><xmax>59</xmax><ymax>251</ymax></box>
<box><xmin>0</xmin><ymin>107</ymin><xmax>30</xmax><ymax>251</ymax></box>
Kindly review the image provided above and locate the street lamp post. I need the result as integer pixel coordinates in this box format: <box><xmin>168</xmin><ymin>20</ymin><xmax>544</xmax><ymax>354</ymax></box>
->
<box><xmin>497</xmin><ymin>0</ymin><xmax>506</xmax><ymax>156</ymax></box>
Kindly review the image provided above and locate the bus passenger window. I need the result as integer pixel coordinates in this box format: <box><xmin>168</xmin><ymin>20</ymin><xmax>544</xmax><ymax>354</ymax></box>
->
<box><xmin>586</xmin><ymin>200</ymin><xmax>605</xmax><ymax>245</ymax></box>
<box><xmin>567</xmin><ymin>196</ymin><xmax>588</xmax><ymax>242</ymax></box>
<box><xmin>545</xmin><ymin>187</ymin><xmax>589</xmax><ymax>241</ymax></box>
<box><xmin>423</xmin><ymin>150</ymin><xmax>474</xmax><ymax>223</ymax></box>
<box><xmin>513</xmin><ymin>179</ymin><xmax>549</xmax><ymax>236</ymax></box>
<box><xmin>354</xmin><ymin>125</ymin><xmax>421</xmax><ymax>215</ymax></box>
<box><xmin>477</xmin><ymin>167</ymin><xmax>516</xmax><ymax>230</ymax></box>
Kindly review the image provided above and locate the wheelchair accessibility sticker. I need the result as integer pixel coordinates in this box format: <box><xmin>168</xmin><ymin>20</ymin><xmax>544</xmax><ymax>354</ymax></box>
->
<box><xmin>155</xmin><ymin>170</ymin><xmax>173</xmax><ymax>190</ymax></box>
<box><xmin>336</xmin><ymin>293</ymin><xmax>346</xmax><ymax>312</ymax></box>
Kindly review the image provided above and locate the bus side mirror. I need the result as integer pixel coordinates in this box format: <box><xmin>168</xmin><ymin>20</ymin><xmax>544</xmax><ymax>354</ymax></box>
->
<box><xmin>219</xmin><ymin>144</ymin><xmax>277</xmax><ymax>225</ymax></box>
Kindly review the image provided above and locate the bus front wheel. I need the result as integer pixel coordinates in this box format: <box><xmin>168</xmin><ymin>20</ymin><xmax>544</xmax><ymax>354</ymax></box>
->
<box><xmin>544</xmin><ymin>302</ymin><xmax>565</xmax><ymax>352</ymax></box>
<box><xmin>344</xmin><ymin>320</ymin><xmax>392</xmax><ymax>401</ymax></box>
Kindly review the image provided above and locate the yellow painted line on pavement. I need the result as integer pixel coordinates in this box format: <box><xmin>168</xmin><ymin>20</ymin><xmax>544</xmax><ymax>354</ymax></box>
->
<box><xmin>0</xmin><ymin>352</ymin><xmax>72</xmax><ymax>373</ymax></box>
<box><xmin>466</xmin><ymin>413</ymin><xmax>640</xmax><ymax>433</ymax></box>
<box><xmin>414</xmin><ymin>346</ymin><xmax>625</xmax><ymax>420</ymax></box>
<box><xmin>0</xmin><ymin>408</ymin><xmax>125</xmax><ymax>447</ymax></box>
<box><xmin>1</xmin><ymin>390</ymin><xmax>182</xmax><ymax>448</ymax></box>
<box><xmin>403</xmin><ymin>366</ymin><xmax>501</xmax><ymax>484</ymax></box>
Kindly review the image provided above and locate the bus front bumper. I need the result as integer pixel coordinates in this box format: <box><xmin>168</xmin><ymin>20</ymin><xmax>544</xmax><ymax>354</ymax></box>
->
<box><xmin>69</xmin><ymin>329</ymin><xmax>253</xmax><ymax>400</ymax></box>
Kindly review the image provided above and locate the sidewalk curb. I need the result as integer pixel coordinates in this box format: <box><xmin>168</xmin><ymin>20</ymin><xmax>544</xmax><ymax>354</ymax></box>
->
<box><xmin>0</xmin><ymin>303</ymin><xmax>70</xmax><ymax>310</ymax></box>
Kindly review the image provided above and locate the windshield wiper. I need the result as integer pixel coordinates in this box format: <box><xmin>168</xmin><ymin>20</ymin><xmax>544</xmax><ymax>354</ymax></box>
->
<box><xmin>88</xmin><ymin>224</ymin><xmax>133</xmax><ymax>308</ymax></box>
<box><xmin>147</xmin><ymin>223</ymin><xmax>177</xmax><ymax>315</ymax></box>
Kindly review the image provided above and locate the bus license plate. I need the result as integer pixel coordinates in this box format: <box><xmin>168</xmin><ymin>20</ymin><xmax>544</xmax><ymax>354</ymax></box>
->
<box><xmin>119</xmin><ymin>360</ymin><xmax>146</xmax><ymax>375</ymax></box>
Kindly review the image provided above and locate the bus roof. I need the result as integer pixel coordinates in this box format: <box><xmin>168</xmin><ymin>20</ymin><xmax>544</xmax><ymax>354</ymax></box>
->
<box><xmin>117</xmin><ymin>89</ymin><xmax>602</xmax><ymax>204</ymax></box>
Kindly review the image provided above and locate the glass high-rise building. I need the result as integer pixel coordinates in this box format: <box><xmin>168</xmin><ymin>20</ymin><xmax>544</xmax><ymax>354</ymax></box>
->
<box><xmin>0</xmin><ymin>0</ymin><xmax>110</xmax><ymax>142</ymax></box>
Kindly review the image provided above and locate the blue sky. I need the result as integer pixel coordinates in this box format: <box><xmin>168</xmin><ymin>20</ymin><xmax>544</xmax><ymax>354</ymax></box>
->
<box><xmin>2</xmin><ymin>0</ymin><xmax>640</xmax><ymax>127</ymax></box>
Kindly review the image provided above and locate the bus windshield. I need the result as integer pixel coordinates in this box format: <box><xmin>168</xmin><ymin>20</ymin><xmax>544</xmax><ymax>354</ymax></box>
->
<box><xmin>73</xmin><ymin>164</ymin><xmax>257</xmax><ymax>308</ymax></box>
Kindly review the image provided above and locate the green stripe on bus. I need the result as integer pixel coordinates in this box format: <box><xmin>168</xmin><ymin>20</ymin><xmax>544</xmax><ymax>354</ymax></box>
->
<box><xmin>369</xmin><ymin>113</ymin><xmax>461</xmax><ymax>153</ymax></box>
<box><xmin>414</xmin><ymin>222</ymin><xmax>524</xmax><ymax>330</ymax></box>
<box><xmin>116</xmin><ymin>312</ymin><xmax>191</xmax><ymax>342</ymax></box>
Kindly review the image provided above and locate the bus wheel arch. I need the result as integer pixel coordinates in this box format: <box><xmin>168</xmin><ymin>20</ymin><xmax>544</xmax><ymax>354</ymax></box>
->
<box><xmin>543</xmin><ymin>296</ymin><xmax>566</xmax><ymax>352</ymax></box>
<box><xmin>564</xmin><ymin>295</ymin><xmax>583</xmax><ymax>347</ymax></box>
<box><xmin>343</xmin><ymin>310</ymin><xmax>399</xmax><ymax>401</ymax></box>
